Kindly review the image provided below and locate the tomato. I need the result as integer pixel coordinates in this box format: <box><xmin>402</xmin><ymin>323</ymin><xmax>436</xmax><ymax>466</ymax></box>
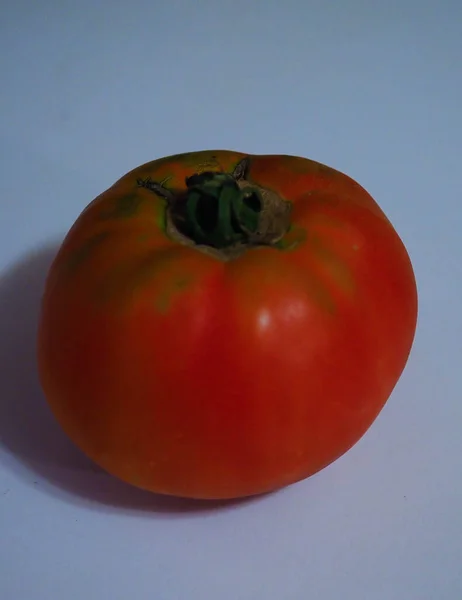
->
<box><xmin>37</xmin><ymin>150</ymin><xmax>418</xmax><ymax>500</ymax></box>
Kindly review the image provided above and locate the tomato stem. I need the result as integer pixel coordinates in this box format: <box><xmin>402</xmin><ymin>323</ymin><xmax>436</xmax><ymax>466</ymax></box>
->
<box><xmin>139</xmin><ymin>156</ymin><xmax>293</xmax><ymax>257</ymax></box>
<box><xmin>181</xmin><ymin>171</ymin><xmax>263</xmax><ymax>248</ymax></box>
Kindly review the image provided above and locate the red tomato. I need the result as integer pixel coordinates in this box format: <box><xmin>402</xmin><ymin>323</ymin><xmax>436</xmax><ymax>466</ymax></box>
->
<box><xmin>37</xmin><ymin>150</ymin><xmax>418</xmax><ymax>499</ymax></box>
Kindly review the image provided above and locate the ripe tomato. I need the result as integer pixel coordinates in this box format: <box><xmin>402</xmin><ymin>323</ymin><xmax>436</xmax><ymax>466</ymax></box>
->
<box><xmin>37</xmin><ymin>150</ymin><xmax>417</xmax><ymax>500</ymax></box>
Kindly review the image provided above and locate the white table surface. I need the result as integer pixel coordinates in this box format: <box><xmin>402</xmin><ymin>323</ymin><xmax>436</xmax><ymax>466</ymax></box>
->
<box><xmin>1</xmin><ymin>2</ymin><xmax>461</xmax><ymax>599</ymax></box>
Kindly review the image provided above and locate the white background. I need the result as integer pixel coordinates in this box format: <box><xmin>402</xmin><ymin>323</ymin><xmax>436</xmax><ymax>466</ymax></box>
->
<box><xmin>1</xmin><ymin>1</ymin><xmax>461</xmax><ymax>599</ymax></box>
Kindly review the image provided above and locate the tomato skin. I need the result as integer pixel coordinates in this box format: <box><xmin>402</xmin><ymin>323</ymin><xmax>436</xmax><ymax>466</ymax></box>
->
<box><xmin>37</xmin><ymin>150</ymin><xmax>418</xmax><ymax>499</ymax></box>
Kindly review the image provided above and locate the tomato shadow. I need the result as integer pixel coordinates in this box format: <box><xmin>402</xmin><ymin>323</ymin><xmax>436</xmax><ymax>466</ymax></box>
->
<box><xmin>0</xmin><ymin>242</ymin><xmax>264</xmax><ymax>517</ymax></box>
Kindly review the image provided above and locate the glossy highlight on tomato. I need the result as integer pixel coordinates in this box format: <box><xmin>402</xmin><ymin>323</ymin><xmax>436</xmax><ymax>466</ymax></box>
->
<box><xmin>37</xmin><ymin>150</ymin><xmax>418</xmax><ymax>499</ymax></box>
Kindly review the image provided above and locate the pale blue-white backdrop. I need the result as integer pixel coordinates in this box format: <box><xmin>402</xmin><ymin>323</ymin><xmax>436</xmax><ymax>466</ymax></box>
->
<box><xmin>1</xmin><ymin>2</ymin><xmax>461</xmax><ymax>599</ymax></box>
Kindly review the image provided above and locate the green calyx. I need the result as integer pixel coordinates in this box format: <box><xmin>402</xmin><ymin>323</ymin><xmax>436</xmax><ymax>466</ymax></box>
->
<box><xmin>181</xmin><ymin>171</ymin><xmax>263</xmax><ymax>249</ymax></box>
<box><xmin>137</xmin><ymin>157</ymin><xmax>293</xmax><ymax>257</ymax></box>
